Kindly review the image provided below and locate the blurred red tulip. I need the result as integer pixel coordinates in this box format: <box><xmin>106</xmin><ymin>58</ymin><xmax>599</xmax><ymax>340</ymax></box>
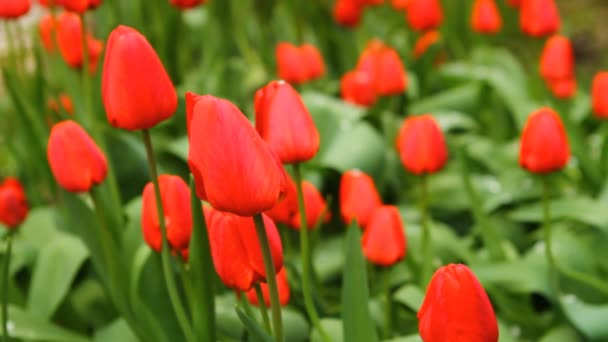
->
<box><xmin>47</xmin><ymin>120</ymin><xmax>108</xmax><ymax>192</ymax></box>
<box><xmin>357</xmin><ymin>40</ymin><xmax>408</xmax><ymax>96</ymax></box>
<box><xmin>405</xmin><ymin>0</ymin><xmax>443</xmax><ymax>31</ymax></box>
<box><xmin>418</xmin><ymin>264</ymin><xmax>498</xmax><ymax>342</ymax></box>
<box><xmin>39</xmin><ymin>14</ymin><xmax>56</xmax><ymax>53</ymax></box>
<box><xmin>246</xmin><ymin>268</ymin><xmax>290</xmax><ymax>307</ymax></box>
<box><xmin>56</xmin><ymin>12</ymin><xmax>104</xmax><ymax>73</ymax></box>
<box><xmin>540</xmin><ymin>35</ymin><xmax>574</xmax><ymax>83</ymax></box>
<box><xmin>592</xmin><ymin>72</ymin><xmax>608</xmax><ymax>119</ymax></box>
<box><xmin>187</xmin><ymin>94</ymin><xmax>287</xmax><ymax>216</ymax></box>
<box><xmin>170</xmin><ymin>0</ymin><xmax>205</xmax><ymax>9</ymax></box>
<box><xmin>265</xmin><ymin>174</ymin><xmax>298</xmax><ymax>225</ymax></box>
<box><xmin>56</xmin><ymin>0</ymin><xmax>101</xmax><ymax>13</ymax></box>
<box><xmin>48</xmin><ymin>93</ymin><xmax>74</xmax><ymax>115</ymax></box>
<box><xmin>362</xmin><ymin>205</ymin><xmax>406</xmax><ymax>266</ymax></box>
<box><xmin>546</xmin><ymin>77</ymin><xmax>576</xmax><ymax>99</ymax></box>
<box><xmin>520</xmin><ymin>0</ymin><xmax>560</xmax><ymax>37</ymax></box>
<box><xmin>340</xmin><ymin>170</ymin><xmax>382</xmax><ymax>227</ymax></box>
<box><xmin>300</xmin><ymin>44</ymin><xmax>326</xmax><ymax>81</ymax></box>
<box><xmin>208</xmin><ymin>210</ymin><xmax>283</xmax><ymax>291</ymax></box>
<box><xmin>0</xmin><ymin>178</ymin><xmax>28</xmax><ymax>228</ymax></box>
<box><xmin>396</xmin><ymin>115</ymin><xmax>448</xmax><ymax>175</ymax></box>
<box><xmin>141</xmin><ymin>175</ymin><xmax>193</xmax><ymax>252</ymax></box>
<box><xmin>471</xmin><ymin>0</ymin><xmax>502</xmax><ymax>34</ymax></box>
<box><xmin>340</xmin><ymin>70</ymin><xmax>377</xmax><ymax>107</ymax></box>
<box><xmin>38</xmin><ymin>0</ymin><xmax>54</xmax><ymax>7</ymax></box>
<box><xmin>102</xmin><ymin>25</ymin><xmax>177</xmax><ymax>131</ymax></box>
<box><xmin>0</xmin><ymin>0</ymin><xmax>30</xmax><ymax>19</ymax></box>
<box><xmin>276</xmin><ymin>43</ymin><xmax>325</xmax><ymax>84</ymax></box>
<box><xmin>391</xmin><ymin>0</ymin><xmax>410</xmax><ymax>10</ymax></box>
<box><xmin>412</xmin><ymin>30</ymin><xmax>440</xmax><ymax>59</ymax></box>
<box><xmin>519</xmin><ymin>107</ymin><xmax>570</xmax><ymax>173</ymax></box>
<box><xmin>291</xmin><ymin>181</ymin><xmax>331</xmax><ymax>230</ymax></box>
<box><xmin>255</xmin><ymin>80</ymin><xmax>320</xmax><ymax>163</ymax></box>
<box><xmin>333</xmin><ymin>0</ymin><xmax>363</xmax><ymax>28</ymax></box>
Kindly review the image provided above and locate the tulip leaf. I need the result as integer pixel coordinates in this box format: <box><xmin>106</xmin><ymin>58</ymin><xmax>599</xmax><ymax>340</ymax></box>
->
<box><xmin>538</xmin><ymin>325</ymin><xmax>579</xmax><ymax>342</ymax></box>
<box><xmin>409</xmin><ymin>83</ymin><xmax>481</xmax><ymax>115</ymax></box>
<box><xmin>93</xmin><ymin>319</ymin><xmax>138</xmax><ymax>342</ymax></box>
<box><xmin>560</xmin><ymin>295</ymin><xmax>608</xmax><ymax>340</ymax></box>
<box><xmin>6</xmin><ymin>305</ymin><xmax>90</xmax><ymax>342</ymax></box>
<box><xmin>342</xmin><ymin>225</ymin><xmax>378</xmax><ymax>342</ymax></box>
<box><xmin>393</xmin><ymin>285</ymin><xmax>424</xmax><ymax>312</ymax></box>
<box><xmin>235</xmin><ymin>307</ymin><xmax>274</xmax><ymax>342</ymax></box>
<box><xmin>471</xmin><ymin>259</ymin><xmax>550</xmax><ymax>296</ymax></box>
<box><xmin>383</xmin><ymin>335</ymin><xmax>423</xmax><ymax>342</ymax></box>
<box><xmin>311</xmin><ymin>319</ymin><xmax>343</xmax><ymax>342</ymax></box>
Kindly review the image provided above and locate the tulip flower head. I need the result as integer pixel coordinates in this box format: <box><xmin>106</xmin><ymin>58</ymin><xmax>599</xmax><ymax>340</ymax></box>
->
<box><xmin>265</xmin><ymin>174</ymin><xmax>299</xmax><ymax>225</ymax></box>
<box><xmin>291</xmin><ymin>181</ymin><xmax>331</xmax><ymax>230</ymax></box>
<box><xmin>56</xmin><ymin>12</ymin><xmax>104</xmax><ymax>73</ymax></box>
<box><xmin>246</xmin><ymin>268</ymin><xmax>290</xmax><ymax>307</ymax></box>
<box><xmin>339</xmin><ymin>170</ymin><xmax>383</xmax><ymax>227</ymax></box>
<box><xmin>56</xmin><ymin>0</ymin><xmax>101</xmax><ymax>13</ymax></box>
<box><xmin>357</xmin><ymin>40</ymin><xmax>408</xmax><ymax>96</ymax></box>
<box><xmin>519</xmin><ymin>108</ymin><xmax>570</xmax><ymax>173</ymax></box>
<box><xmin>0</xmin><ymin>178</ymin><xmax>28</xmax><ymax>228</ymax></box>
<box><xmin>471</xmin><ymin>0</ymin><xmax>502</xmax><ymax>34</ymax></box>
<box><xmin>39</xmin><ymin>13</ymin><xmax>56</xmax><ymax>53</ymax></box>
<box><xmin>333</xmin><ymin>0</ymin><xmax>364</xmax><ymax>28</ymax></box>
<box><xmin>47</xmin><ymin>120</ymin><xmax>108</xmax><ymax>193</ymax></box>
<box><xmin>520</xmin><ymin>0</ymin><xmax>560</xmax><ymax>37</ymax></box>
<box><xmin>396</xmin><ymin>115</ymin><xmax>448</xmax><ymax>175</ymax></box>
<box><xmin>412</xmin><ymin>30</ymin><xmax>441</xmax><ymax>59</ymax></box>
<box><xmin>540</xmin><ymin>35</ymin><xmax>576</xmax><ymax>99</ymax></box>
<box><xmin>169</xmin><ymin>0</ymin><xmax>206</xmax><ymax>9</ymax></box>
<box><xmin>0</xmin><ymin>0</ymin><xmax>31</xmax><ymax>19</ymax></box>
<box><xmin>275</xmin><ymin>43</ymin><xmax>325</xmax><ymax>84</ymax></box>
<box><xmin>361</xmin><ymin>205</ymin><xmax>406</xmax><ymax>266</ymax></box>
<box><xmin>592</xmin><ymin>72</ymin><xmax>608</xmax><ymax>119</ymax></box>
<box><xmin>340</xmin><ymin>70</ymin><xmax>377</xmax><ymax>107</ymax></box>
<box><xmin>405</xmin><ymin>0</ymin><xmax>443</xmax><ymax>31</ymax></box>
<box><xmin>418</xmin><ymin>264</ymin><xmax>499</xmax><ymax>342</ymax></box>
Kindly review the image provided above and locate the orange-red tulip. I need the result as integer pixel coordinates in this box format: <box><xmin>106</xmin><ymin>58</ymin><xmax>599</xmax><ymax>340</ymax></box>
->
<box><xmin>357</xmin><ymin>40</ymin><xmax>407</xmax><ymax>96</ymax></box>
<box><xmin>291</xmin><ymin>181</ymin><xmax>331</xmax><ymax>230</ymax></box>
<box><xmin>0</xmin><ymin>178</ymin><xmax>28</xmax><ymax>228</ymax></box>
<box><xmin>471</xmin><ymin>0</ymin><xmax>502</xmax><ymax>34</ymax></box>
<box><xmin>0</xmin><ymin>0</ymin><xmax>30</xmax><ymax>19</ymax></box>
<box><xmin>187</xmin><ymin>93</ymin><xmax>287</xmax><ymax>216</ymax></box>
<box><xmin>102</xmin><ymin>25</ymin><xmax>177</xmax><ymax>130</ymax></box>
<box><xmin>519</xmin><ymin>107</ymin><xmax>570</xmax><ymax>173</ymax></box>
<box><xmin>208</xmin><ymin>210</ymin><xmax>283</xmax><ymax>291</ymax></box>
<box><xmin>340</xmin><ymin>170</ymin><xmax>382</xmax><ymax>227</ymax></box>
<box><xmin>275</xmin><ymin>43</ymin><xmax>325</xmax><ymax>84</ymax></box>
<box><xmin>520</xmin><ymin>0</ymin><xmax>560</xmax><ymax>37</ymax></box>
<box><xmin>396</xmin><ymin>115</ymin><xmax>448</xmax><ymax>175</ymax></box>
<box><xmin>56</xmin><ymin>0</ymin><xmax>101</xmax><ymax>13</ymax></box>
<box><xmin>246</xmin><ymin>269</ymin><xmax>290</xmax><ymax>307</ymax></box>
<box><xmin>255</xmin><ymin>80</ymin><xmax>320</xmax><ymax>164</ymax></box>
<box><xmin>405</xmin><ymin>0</ymin><xmax>443</xmax><ymax>31</ymax></box>
<box><xmin>418</xmin><ymin>264</ymin><xmax>498</xmax><ymax>342</ymax></box>
<box><xmin>39</xmin><ymin>14</ymin><xmax>56</xmax><ymax>53</ymax></box>
<box><xmin>333</xmin><ymin>0</ymin><xmax>363</xmax><ymax>28</ymax></box>
<box><xmin>169</xmin><ymin>0</ymin><xmax>205</xmax><ymax>9</ymax></box>
<box><xmin>47</xmin><ymin>120</ymin><xmax>108</xmax><ymax>192</ymax></box>
<box><xmin>391</xmin><ymin>0</ymin><xmax>410</xmax><ymax>10</ymax></box>
<box><xmin>141</xmin><ymin>175</ymin><xmax>192</xmax><ymax>252</ymax></box>
<box><xmin>265</xmin><ymin>174</ymin><xmax>298</xmax><ymax>225</ymax></box>
<box><xmin>540</xmin><ymin>35</ymin><xmax>574</xmax><ymax>83</ymax></box>
<box><xmin>546</xmin><ymin>77</ymin><xmax>576</xmax><ymax>100</ymax></box>
<box><xmin>340</xmin><ymin>70</ymin><xmax>377</xmax><ymax>107</ymax></box>
<box><xmin>592</xmin><ymin>72</ymin><xmax>608</xmax><ymax>119</ymax></box>
<box><xmin>300</xmin><ymin>44</ymin><xmax>326</xmax><ymax>81</ymax></box>
<box><xmin>362</xmin><ymin>205</ymin><xmax>406</xmax><ymax>266</ymax></box>
<box><xmin>412</xmin><ymin>30</ymin><xmax>440</xmax><ymax>59</ymax></box>
<box><xmin>56</xmin><ymin>12</ymin><xmax>103</xmax><ymax>73</ymax></box>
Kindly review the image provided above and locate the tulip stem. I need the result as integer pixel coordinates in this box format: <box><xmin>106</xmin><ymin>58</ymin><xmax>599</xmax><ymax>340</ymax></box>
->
<box><xmin>382</xmin><ymin>267</ymin><xmax>393</xmax><ymax>339</ymax></box>
<box><xmin>253</xmin><ymin>214</ymin><xmax>284</xmax><ymax>342</ymax></box>
<box><xmin>142</xmin><ymin>129</ymin><xmax>195</xmax><ymax>342</ymax></box>
<box><xmin>542</xmin><ymin>178</ymin><xmax>559</xmax><ymax>299</ymax></box>
<box><xmin>293</xmin><ymin>164</ymin><xmax>331</xmax><ymax>342</ymax></box>
<box><xmin>79</xmin><ymin>13</ymin><xmax>93</xmax><ymax>127</ymax></box>
<box><xmin>419</xmin><ymin>175</ymin><xmax>432</xmax><ymax>288</ymax></box>
<box><xmin>2</xmin><ymin>230</ymin><xmax>14</xmax><ymax>342</ymax></box>
<box><xmin>254</xmin><ymin>283</ymin><xmax>272</xmax><ymax>334</ymax></box>
<box><xmin>3</xmin><ymin>22</ymin><xmax>19</xmax><ymax>78</ymax></box>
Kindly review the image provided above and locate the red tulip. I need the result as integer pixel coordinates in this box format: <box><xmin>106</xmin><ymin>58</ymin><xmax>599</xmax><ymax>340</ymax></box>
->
<box><xmin>520</xmin><ymin>0</ymin><xmax>560</xmax><ymax>37</ymax></box>
<box><xmin>519</xmin><ymin>107</ymin><xmax>570</xmax><ymax>173</ymax></box>
<box><xmin>0</xmin><ymin>0</ymin><xmax>30</xmax><ymax>19</ymax></box>
<box><xmin>471</xmin><ymin>0</ymin><xmax>502</xmax><ymax>34</ymax></box>
<box><xmin>56</xmin><ymin>0</ymin><xmax>101</xmax><ymax>13</ymax></box>
<box><xmin>38</xmin><ymin>0</ymin><xmax>54</xmax><ymax>6</ymax></box>
<box><xmin>265</xmin><ymin>174</ymin><xmax>298</xmax><ymax>225</ymax></box>
<box><xmin>357</xmin><ymin>40</ymin><xmax>408</xmax><ymax>96</ymax></box>
<box><xmin>412</xmin><ymin>30</ymin><xmax>440</xmax><ymax>59</ymax></box>
<box><xmin>396</xmin><ymin>115</ymin><xmax>448</xmax><ymax>175</ymax></box>
<box><xmin>246</xmin><ymin>268</ymin><xmax>290</xmax><ymax>307</ymax></box>
<box><xmin>405</xmin><ymin>0</ymin><xmax>443</xmax><ymax>31</ymax></box>
<box><xmin>391</xmin><ymin>0</ymin><xmax>410</xmax><ymax>10</ymax></box>
<box><xmin>592</xmin><ymin>72</ymin><xmax>608</xmax><ymax>119</ymax></box>
<box><xmin>300</xmin><ymin>44</ymin><xmax>326</xmax><ymax>81</ymax></box>
<box><xmin>340</xmin><ymin>70</ymin><xmax>377</xmax><ymax>107</ymax></box>
<box><xmin>208</xmin><ymin>210</ymin><xmax>283</xmax><ymax>291</ymax></box>
<box><xmin>170</xmin><ymin>0</ymin><xmax>205</xmax><ymax>9</ymax></box>
<box><xmin>56</xmin><ymin>12</ymin><xmax>103</xmax><ymax>73</ymax></box>
<box><xmin>546</xmin><ymin>77</ymin><xmax>576</xmax><ymax>100</ymax></box>
<box><xmin>39</xmin><ymin>14</ymin><xmax>56</xmax><ymax>53</ymax></box>
<box><xmin>102</xmin><ymin>25</ymin><xmax>177</xmax><ymax>131</ymax></box>
<box><xmin>339</xmin><ymin>170</ymin><xmax>383</xmax><ymax>227</ymax></box>
<box><xmin>333</xmin><ymin>0</ymin><xmax>363</xmax><ymax>28</ymax></box>
<box><xmin>47</xmin><ymin>120</ymin><xmax>108</xmax><ymax>192</ymax></box>
<box><xmin>0</xmin><ymin>178</ymin><xmax>28</xmax><ymax>228</ymax></box>
<box><xmin>418</xmin><ymin>264</ymin><xmax>498</xmax><ymax>342</ymax></box>
<box><xmin>187</xmin><ymin>93</ymin><xmax>287</xmax><ymax>216</ymax></box>
<box><xmin>291</xmin><ymin>181</ymin><xmax>331</xmax><ymax>230</ymax></box>
<box><xmin>275</xmin><ymin>43</ymin><xmax>325</xmax><ymax>85</ymax></box>
<box><xmin>540</xmin><ymin>35</ymin><xmax>574</xmax><ymax>83</ymax></box>
<box><xmin>362</xmin><ymin>205</ymin><xmax>406</xmax><ymax>266</ymax></box>
<box><xmin>255</xmin><ymin>80</ymin><xmax>320</xmax><ymax>164</ymax></box>
<box><xmin>141</xmin><ymin>175</ymin><xmax>192</xmax><ymax>252</ymax></box>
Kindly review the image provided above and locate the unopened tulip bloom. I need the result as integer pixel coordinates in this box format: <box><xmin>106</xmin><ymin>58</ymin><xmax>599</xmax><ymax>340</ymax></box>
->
<box><xmin>396</xmin><ymin>115</ymin><xmax>448</xmax><ymax>175</ymax></box>
<box><xmin>362</xmin><ymin>205</ymin><xmax>406</xmax><ymax>266</ymax></box>
<box><xmin>246</xmin><ymin>269</ymin><xmax>290</xmax><ymax>307</ymax></box>
<box><xmin>208</xmin><ymin>210</ymin><xmax>283</xmax><ymax>291</ymax></box>
<box><xmin>255</xmin><ymin>80</ymin><xmax>320</xmax><ymax>163</ymax></box>
<box><xmin>276</xmin><ymin>43</ymin><xmax>325</xmax><ymax>84</ymax></box>
<box><xmin>300</xmin><ymin>44</ymin><xmax>326</xmax><ymax>81</ymax></box>
<box><xmin>333</xmin><ymin>0</ymin><xmax>363</xmax><ymax>28</ymax></box>
<box><xmin>412</xmin><ymin>30</ymin><xmax>440</xmax><ymax>59</ymax></box>
<box><xmin>471</xmin><ymin>0</ymin><xmax>502</xmax><ymax>34</ymax></box>
<box><xmin>592</xmin><ymin>72</ymin><xmax>608</xmax><ymax>119</ymax></box>
<box><xmin>265</xmin><ymin>175</ymin><xmax>298</xmax><ymax>225</ymax></box>
<box><xmin>540</xmin><ymin>35</ymin><xmax>574</xmax><ymax>83</ymax></box>
<box><xmin>56</xmin><ymin>0</ymin><xmax>101</xmax><ymax>13</ymax></box>
<box><xmin>340</xmin><ymin>70</ymin><xmax>377</xmax><ymax>107</ymax></box>
<box><xmin>291</xmin><ymin>181</ymin><xmax>330</xmax><ymax>230</ymax></box>
<box><xmin>0</xmin><ymin>178</ymin><xmax>28</xmax><ymax>228</ymax></box>
<box><xmin>170</xmin><ymin>0</ymin><xmax>205</xmax><ymax>9</ymax></box>
<box><xmin>102</xmin><ymin>25</ymin><xmax>177</xmax><ymax>130</ymax></box>
<box><xmin>0</xmin><ymin>0</ymin><xmax>30</xmax><ymax>19</ymax></box>
<box><xmin>546</xmin><ymin>77</ymin><xmax>576</xmax><ymax>99</ymax></box>
<box><xmin>405</xmin><ymin>0</ymin><xmax>443</xmax><ymax>31</ymax></box>
<box><xmin>39</xmin><ymin>13</ymin><xmax>56</xmax><ymax>53</ymax></box>
<box><xmin>520</xmin><ymin>0</ymin><xmax>560</xmax><ymax>37</ymax></box>
<box><xmin>56</xmin><ymin>12</ymin><xmax>104</xmax><ymax>72</ymax></box>
<box><xmin>519</xmin><ymin>108</ymin><xmax>570</xmax><ymax>173</ymax></box>
<box><xmin>357</xmin><ymin>40</ymin><xmax>408</xmax><ymax>96</ymax></box>
<box><xmin>187</xmin><ymin>93</ymin><xmax>286</xmax><ymax>216</ymax></box>
<box><xmin>47</xmin><ymin>120</ymin><xmax>108</xmax><ymax>192</ymax></box>
<box><xmin>418</xmin><ymin>264</ymin><xmax>499</xmax><ymax>342</ymax></box>
<box><xmin>141</xmin><ymin>175</ymin><xmax>192</xmax><ymax>252</ymax></box>
<box><xmin>340</xmin><ymin>170</ymin><xmax>383</xmax><ymax>227</ymax></box>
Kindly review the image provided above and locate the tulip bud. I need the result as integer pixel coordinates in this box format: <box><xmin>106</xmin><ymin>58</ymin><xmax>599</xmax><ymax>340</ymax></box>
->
<box><xmin>102</xmin><ymin>25</ymin><xmax>177</xmax><ymax>130</ymax></box>
<box><xmin>540</xmin><ymin>35</ymin><xmax>574</xmax><ymax>83</ymax></box>
<box><xmin>246</xmin><ymin>269</ymin><xmax>290</xmax><ymax>307</ymax></box>
<box><xmin>300</xmin><ymin>44</ymin><xmax>326</xmax><ymax>81</ymax></box>
<box><xmin>265</xmin><ymin>175</ymin><xmax>299</xmax><ymax>225</ymax></box>
<box><xmin>357</xmin><ymin>40</ymin><xmax>408</xmax><ymax>96</ymax></box>
<box><xmin>291</xmin><ymin>181</ymin><xmax>331</xmax><ymax>230</ymax></box>
<box><xmin>141</xmin><ymin>175</ymin><xmax>193</xmax><ymax>252</ymax></box>
<box><xmin>362</xmin><ymin>205</ymin><xmax>406</xmax><ymax>266</ymax></box>
<box><xmin>412</xmin><ymin>30</ymin><xmax>440</xmax><ymax>59</ymax></box>
<box><xmin>391</xmin><ymin>0</ymin><xmax>410</xmax><ymax>10</ymax></box>
<box><xmin>56</xmin><ymin>12</ymin><xmax>104</xmax><ymax>73</ymax></box>
<box><xmin>169</xmin><ymin>0</ymin><xmax>205</xmax><ymax>9</ymax></box>
<box><xmin>592</xmin><ymin>72</ymin><xmax>608</xmax><ymax>119</ymax></box>
<box><xmin>0</xmin><ymin>178</ymin><xmax>28</xmax><ymax>229</ymax></box>
<box><xmin>405</xmin><ymin>0</ymin><xmax>443</xmax><ymax>32</ymax></box>
<box><xmin>333</xmin><ymin>0</ymin><xmax>363</xmax><ymax>28</ymax></box>
<box><xmin>418</xmin><ymin>264</ymin><xmax>499</xmax><ymax>342</ymax></box>
<box><xmin>47</xmin><ymin>120</ymin><xmax>108</xmax><ymax>193</ymax></box>
<box><xmin>396</xmin><ymin>115</ymin><xmax>448</xmax><ymax>175</ymax></box>
<box><xmin>519</xmin><ymin>107</ymin><xmax>570</xmax><ymax>173</ymax></box>
<box><xmin>340</xmin><ymin>170</ymin><xmax>383</xmax><ymax>227</ymax></box>
<box><xmin>546</xmin><ymin>77</ymin><xmax>576</xmax><ymax>100</ymax></box>
<box><xmin>520</xmin><ymin>0</ymin><xmax>560</xmax><ymax>37</ymax></box>
<box><xmin>275</xmin><ymin>43</ymin><xmax>308</xmax><ymax>84</ymax></box>
<box><xmin>0</xmin><ymin>0</ymin><xmax>30</xmax><ymax>19</ymax></box>
<box><xmin>471</xmin><ymin>0</ymin><xmax>502</xmax><ymax>34</ymax></box>
<box><xmin>340</xmin><ymin>70</ymin><xmax>377</xmax><ymax>107</ymax></box>
<box><xmin>56</xmin><ymin>0</ymin><xmax>101</xmax><ymax>13</ymax></box>
<box><xmin>39</xmin><ymin>13</ymin><xmax>56</xmax><ymax>53</ymax></box>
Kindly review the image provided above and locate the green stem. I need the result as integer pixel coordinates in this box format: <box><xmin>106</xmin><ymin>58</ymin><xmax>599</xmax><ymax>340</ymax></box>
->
<box><xmin>382</xmin><ymin>267</ymin><xmax>392</xmax><ymax>339</ymax></box>
<box><xmin>142</xmin><ymin>129</ymin><xmax>195</xmax><ymax>342</ymax></box>
<box><xmin>419</xmin><ymin>175</ymin><xmax>432</xmax><ymax>287</ymax></box>
<box><xmin>542</xmin><ymin>178</ymin><xmax>559</xmax><ymax>300</ymax></box>
<box><xmin>293</xmin><ymin>164</ymin><xmax>331</xmax><ymax>342</ymax></box>
<box><xmin>79</xmin><ymin>13</ymin><xmax>92</xmax><ymax>127</ymax></box>
<box><xmin>179</xmin><ymin>263</ymin><xmax>193</xmax><ymax>309</ymax></box>
<box><xmin>2</xmin><ymin>231</ymin><xmax>14</xmax><ymax>342</ymax></box>
<box><xmin>3</xmin><ymin>22</ymin><xmax>19</xmax><ymax>78</ymax></box>
<box><xmin>254</xmin><ymin>283</ymin><xmax>272</xmax><ymax>334</ymax></box>
<box><xmin>253</xmin><ymin>214</ymin><xmax>284</xmax><ymax>342</ymax></box>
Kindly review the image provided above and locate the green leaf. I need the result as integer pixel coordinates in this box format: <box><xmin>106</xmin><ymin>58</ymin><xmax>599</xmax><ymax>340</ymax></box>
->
<box><xmin>311</xmin><ymin>319</ymin><xmax>343</xmax><ymax>342</ymax></box>
<box><xmin>94</xmin><ymin>319</ymin><xmax>138</xmax><ymax>342</ymax></box>
<box><xmin>28</xmin><ymin>233</ymin><xmax>89</xmax><ymax>319</ymax></box>
<box><xmin>235</xmin><ymin>307</ymin><xmax>274</xmax><ymax>342</ymax></box>
<box><xmin>393</xmin><ymin>285</ymin><xmax>424</xmax><ymax>311</ymax></box>
<box><xmin>409</xmin><ymin>83</ymin><xmax>481</xmax><ymax>114</ymax></box>
<box><xmin>383</xmin><ymin>335</ymin><xmax>423</xmax><ymax>342</ymax></box>
<box><xmin>342</xmin><ymin>225</ymin><xmax>378</xmax><ymax>342</ymax></box>
<box><xmin>560</xmin><ymin>295</ymin><xmax>608</xmax><ymax>340</ymax></box>
<box><xmin>6</xmin><ymin>305</ymin><xmax>90</xmax><ymax>342</ymax></box>
<box><xmin>471</xmin><ymin>259</ymin><xmax>550</xmax><ymax>296</ymax></box>
<box><xmin>538</xmin><ymin>325</ymin><xmax>579</xmax><ymax>342</ymax></box>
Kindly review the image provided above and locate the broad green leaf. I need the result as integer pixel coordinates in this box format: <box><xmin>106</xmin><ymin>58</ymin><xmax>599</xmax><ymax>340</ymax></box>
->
<box><xmin>472</xmin><ymin>259</ymin><xmax>550</xmax><ymax>296</ymax></box>
<box><xmin>384</xmin><ymin>335</ymin><xmax>422</xmax><ymax>342</ymax></box>
<box><xmin>393</xmin><ymin>285</ymin><xmax>424</xmax><ymax>311</ymax></box>
<box><xmin>409</xmin><ymin>83</ymin><xmax>481</xmax><ymax>115</ymax></box>
<box><xmin>313</xmin><ymin>236</ymin><xmax>343</xmax><ymax>282</ymax></box>
<box><xmin>311</xmin><ymin>319</ymin><xmax>343</xmax><ymax>342</ymax></box>
<box><xmin>235</xmin><ymin>307</ymin><xmax>274</xmax><ymax>342</ymax></box>
<box><xmin>94</xmin><ymin>319</ymin><xmax>138</xmax><ymax>342</ymax></box>
<box><xmin>6</xmin><ymin>305</ymin><xmax>90</xmax><ymax>342</ymax></box>
<box><xmin>560</xmin><ymin>295</ymin><xmax>608</xmax><ymax>340</ymax></box>
<box><xmin>538</xmin><ymin>325</ymin><xmax>580</xmax><ymax>342</ymax></box>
